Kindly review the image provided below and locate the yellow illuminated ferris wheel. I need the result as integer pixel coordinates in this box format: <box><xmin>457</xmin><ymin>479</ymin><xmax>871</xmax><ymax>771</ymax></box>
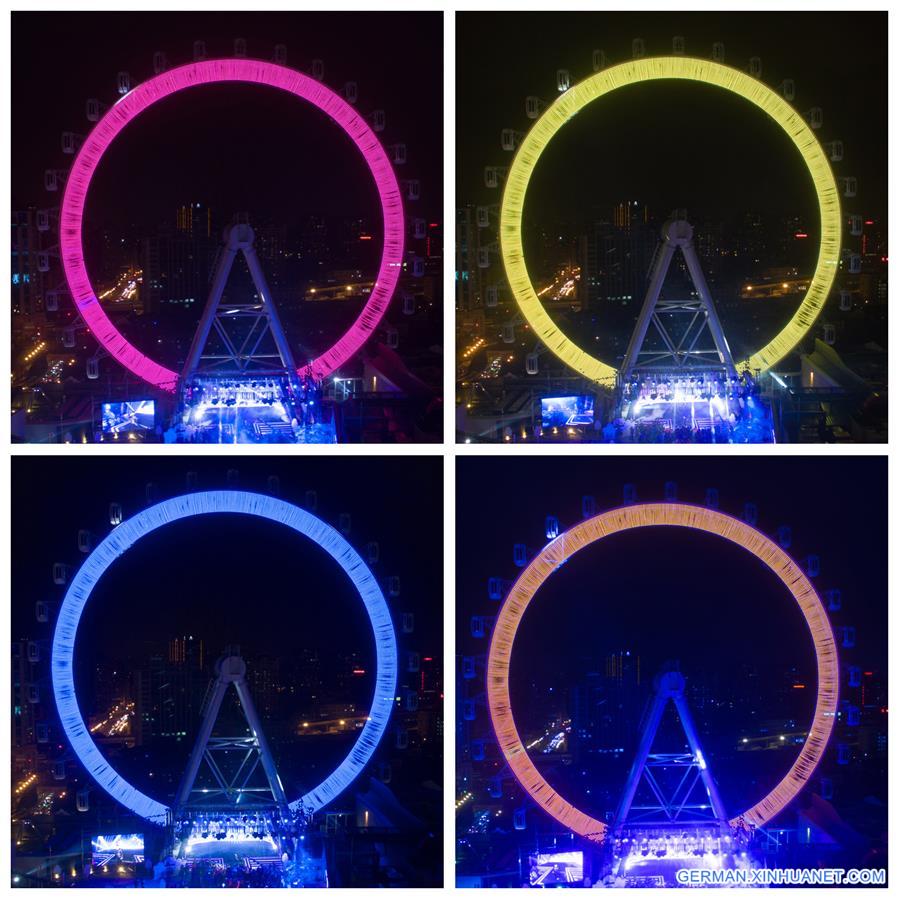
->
<box><xmin>493</xmin><ymin>50</ymin><xmax>856</xmax><ymax>386</ymax></box>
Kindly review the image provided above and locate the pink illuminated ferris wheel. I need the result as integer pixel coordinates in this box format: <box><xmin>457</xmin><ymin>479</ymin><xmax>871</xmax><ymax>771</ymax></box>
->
<box><xmin>46</xmin><ymin>43</ymin><xmax>421</xmax><ymax>398</ymax></box>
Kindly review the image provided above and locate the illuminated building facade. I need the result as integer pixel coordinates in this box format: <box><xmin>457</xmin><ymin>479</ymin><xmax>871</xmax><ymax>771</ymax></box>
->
<box><xmin>168</xmin><ymin>634</ymin><xmax>205</xmax><ymax>668</ymax></box>
<box><xmin>176</xmin><ymin>202</ymin><xmax>212</xmax><ymax>239</ymax></box>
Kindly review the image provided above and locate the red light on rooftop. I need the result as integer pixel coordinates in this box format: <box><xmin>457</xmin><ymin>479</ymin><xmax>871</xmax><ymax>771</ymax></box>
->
<box><xmin>352</xmin><ymin>668</ymin><xmax>366</xmax><ymax>675</ymax></box>
<box><xmin>423</xmin><ymin>657</ymin><xmax>433</xmax><ymax>661</ymax></box>
<box><xmin>864</xmin><ymin>220</ymin><xmax>875</xmax><ymax>225</ymax></box>
<box><xmin>359</xmin><ymin>235</ymin><xmax>373</xmax><ymax>241</ymax></box>
<box><xmin>864</xmin><ymin>671</ymin><xmax>874</xmax><ymax>676</ymax></box>
<box><xmin>794</xmin><ymin>232</ymin><xmax>808</xmax><ymax>239</ymax></box>
<box><xmin>792</xmin><ymin>684</ymin><xmax>806</xmax><ymax>689</ymax></box>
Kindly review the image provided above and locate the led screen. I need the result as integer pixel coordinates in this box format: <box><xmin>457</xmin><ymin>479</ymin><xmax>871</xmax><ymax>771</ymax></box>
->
<box><xmin>528</xmin><ymin>850</ymin><xmax>584</xmax><ymax>887</ymax></box>
<box><xmin>540</xmin><ymin>396</ymin><xmax>594</xmax><ymax>428</ymax></box>
<box><xmin>91</xmin><ymin>833</ymin><xmax>145</xmax><ymax>867</ymax></box>
<box><xmin>100</xmin><ymin>400</ymin><xmax>155</xmax><ymax>434</ymax></box>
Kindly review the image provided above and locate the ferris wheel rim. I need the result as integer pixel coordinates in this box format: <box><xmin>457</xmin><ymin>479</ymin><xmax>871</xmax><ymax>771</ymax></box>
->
<box><xmin>59</xmin><ymin>58</ymin><xmax>405</xmax><ymax>393</ymax></box>
<box><xmin>51</xmin><ymin>489</ymin><xmax>398</xmax><ymax>824</ymax></box>
<box><xmin>485</xmin><ymin>501</ymin><xmax>839</xmax><ymax>840</ymax></box>
<box><xmin>499</xmin><ymin>55</ymin><xmax>842</xmax><ymax>385</ymax></box>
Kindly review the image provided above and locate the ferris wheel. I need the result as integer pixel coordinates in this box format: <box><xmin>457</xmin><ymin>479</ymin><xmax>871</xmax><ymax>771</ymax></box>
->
<box><xmin>47</xmin><ymin>488</ymin><xmax>401</xmax><ymax>825</ymax></box>
<box><xmin>41</xmin><ymin>40</ymin><xmax>426</xmax><ymax>394</ymax></box>
<box><xmin>477</xmin><ymin>40</ymin><xmax>863</xmax><ymax>385</ymax></box>
<box><xmin>477</xmin><ymin>494</ymin><xmax>846</xmax><ymax>842</ymax></box>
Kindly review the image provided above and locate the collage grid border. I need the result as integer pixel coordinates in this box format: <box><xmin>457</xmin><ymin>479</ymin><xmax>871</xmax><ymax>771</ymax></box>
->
<box><xmin>1</xmin><ymin>0</ymin><xmax>895</xmax><ymax>893</ymax></box>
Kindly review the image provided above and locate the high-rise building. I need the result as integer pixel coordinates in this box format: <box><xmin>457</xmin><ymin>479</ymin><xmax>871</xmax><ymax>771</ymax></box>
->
<box><xmin>426</xmin><ymin>220</ymin><xmax>442</xmax><ymax>260</ymax></box>
<box><xmin>290</xmin><ymin>649</ymin><xmax>323</xmax><ymax>706</ymax></box>
<box><xmin>12</xmin><ymin>639</ymin><xmax>41</xmax><ymax>773</ymax></box>
<box><xmin>570</xmin><ymin>650</ymin><xmax>642</xmax><ymax>758</ymax></box>
<box><xmin>246</xmin><ymin>655</ymin><xmax>280</xmax><ymax>720</ymax></box>
<box><xmin>135</xmin><ymin>649</ymin><xmax>206</xmax><ymax>743</ymax></box>
<box><xmin>254</xmin><ymin>221</ymin><xmax>288</xmax><ymax>263</ymax></box>
<box><xmin>415</xmin><ymin>654</ymin><xmax>443</xmax><ymax>745</ymax></box>
<box><xmin>577</xmin><ymin>202</ymin><xmax>657</xmax><ymax>309</ymax></box>
<box><xmin>299</xmin><ymin>215</ymin><xmax>329</xmax><ymax>273</ymax></box>
<box><xmin>168</xmin><ymin>634</ymin><xmax>205</xmax><ymax>669</ymax></box>
<box><xmin>336</xmin><ymin>217</ymin><xmax>378</xmax><ymax>271</ymax></box>
<box><xmin>613</xmin><ymin>201</ymin><xmax>649</xmax><ymax>231</ymax></box>
<box><xmin>176</xmin><ymin>202</ymin><xmax>212</xmax><ymax>240</ymax></box>
<box><xmin>141</xmin><ymin>204</ymin><xmax>215</xmax><ymax>312</ymax></box>
<box><xmin>11</xmin><ymin>209</ymin><xmax>48</xmax><ymax>323</ymax></box>
<box><xmin>455</xmin><ymin>206</ymin><xmax>484</xmax><ymax>315</ymax></box>
<box><xmin>737</xmin><ymin>211</ymin><xmax>765</xmax><ymax>265</ymax></box>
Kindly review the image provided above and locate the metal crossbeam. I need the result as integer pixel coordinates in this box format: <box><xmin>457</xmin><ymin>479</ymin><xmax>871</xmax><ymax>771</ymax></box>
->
<box><xmin>182</xmin><ymin>223</ymin><xmax>298</xmax><ymax>382</ymax></box>
<box><xmin>613</xmin><ymin>670</ymin><xmax>730</xmax><ymax>835</ymax></box>
<box><xmin>621</xmin><ymin>216</ymin><xmax>737</xmax><ymax>379</ymax></box>
<box><xmin>173</xmin><ymin>655</ymin><xmax>289</xmax><ymax>818</ymax></box>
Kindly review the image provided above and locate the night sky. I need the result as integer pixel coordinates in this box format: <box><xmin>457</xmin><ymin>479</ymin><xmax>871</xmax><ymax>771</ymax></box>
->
<box><xmin>457</xmin><ymin>11</ymin><xmax>887</xmax><ymax>224</ymax></box>
<box><xmin>12</xmin><ymin>11</ymin><xmax>442</xmax><ymax>227</ymax></box>
<box><xmin>13</xmin><ymin>455</ymin><xmax>443</xmax><ymax>680</ymax></box>
<box><xmin>457</xmin><ymin>456</ymin><xmax>886</xmax><ymax>811</ymax></box>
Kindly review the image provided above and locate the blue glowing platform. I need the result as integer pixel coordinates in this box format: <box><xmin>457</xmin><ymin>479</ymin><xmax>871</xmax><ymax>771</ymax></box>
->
<box><xmin>611</xmin><ymin>394</ymin><xmax>775</xmax><ymax>443</ymax></box>
<box><xmin>182</xmin><ymin>837</ymin><xmax>280</xmax><ymax>862</ymax></box>
<box><xmin>171</xmin><ymin>405</ymin><xmax>337</xmax><ymax>444</ymax></box>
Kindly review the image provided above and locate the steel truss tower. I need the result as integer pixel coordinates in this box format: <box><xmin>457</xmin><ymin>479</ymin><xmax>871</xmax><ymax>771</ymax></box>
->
<box><xmin>182</xmin><ymin>222</ymin><xmax>299</xmax><ymax>386</ymax></box>
<box><xmin>173</xmin><ymin>653</ymin><xmax>289</xmax><ymax>819</ymax></box>
<box><xmin>621</xmin><ymin>215</ymin><xmax>737</xmax><ymax>381</ymax></box>
<box><xmin>613</xmin><ymin>670</ymin><xmax>730</xmax><ymax>835</ymax></box>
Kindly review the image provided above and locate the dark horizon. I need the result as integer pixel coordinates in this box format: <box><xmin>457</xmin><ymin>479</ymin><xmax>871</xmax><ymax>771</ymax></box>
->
<box><xmin>458</xmin><ymin>455</ymin><xmax>886</xmax><ymax>683</ymax></box>
<box><xmin>13</xmin><ymin>456</ymin><xmax>443</xmax><ymax>663</ymax></box>
<box><xmin>12</xmin><ymin>11</ymin><xmax>443</xmax><ymax>227</ymax></box>
<box><xmin>457</xmin><ymin>11</ymin><xmax>887</xmax><ymax>224</ymax></box>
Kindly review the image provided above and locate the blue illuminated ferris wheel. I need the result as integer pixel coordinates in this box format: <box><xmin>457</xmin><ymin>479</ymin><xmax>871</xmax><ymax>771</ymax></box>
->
<box><xmin>50</xmin><ymin>489</ymin><xmax>398</xmax><ymax>825</ymax></box>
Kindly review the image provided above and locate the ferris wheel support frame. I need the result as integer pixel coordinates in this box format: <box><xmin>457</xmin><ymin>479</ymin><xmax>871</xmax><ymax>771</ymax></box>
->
<box><xmin>620</xmin><ymin>216</ymin><xmax>736</xmax><ymax>379</ymax></box>
<box><xmin>173</xmin><ymin>654</ymin><xmax>290</xmax><ymax>819</ymax></box>
<box><xmin>182</xmin><ymin>223</ymin><xmax>299</xmax><ymax>382</ymax></box>
<box><xmin>485</xmin><ymin>502</ymin><xmax>839</xmax><ymax>842</ymax></box>
<box><xmin>613</xmin><ymin>669</ymin><xmax>730</xmax><ymax>833</ymax></box>
<box><xmin>500</xmin><ymin>56</ymin><xmax>841</xmax><ymax>386</ymax></box>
